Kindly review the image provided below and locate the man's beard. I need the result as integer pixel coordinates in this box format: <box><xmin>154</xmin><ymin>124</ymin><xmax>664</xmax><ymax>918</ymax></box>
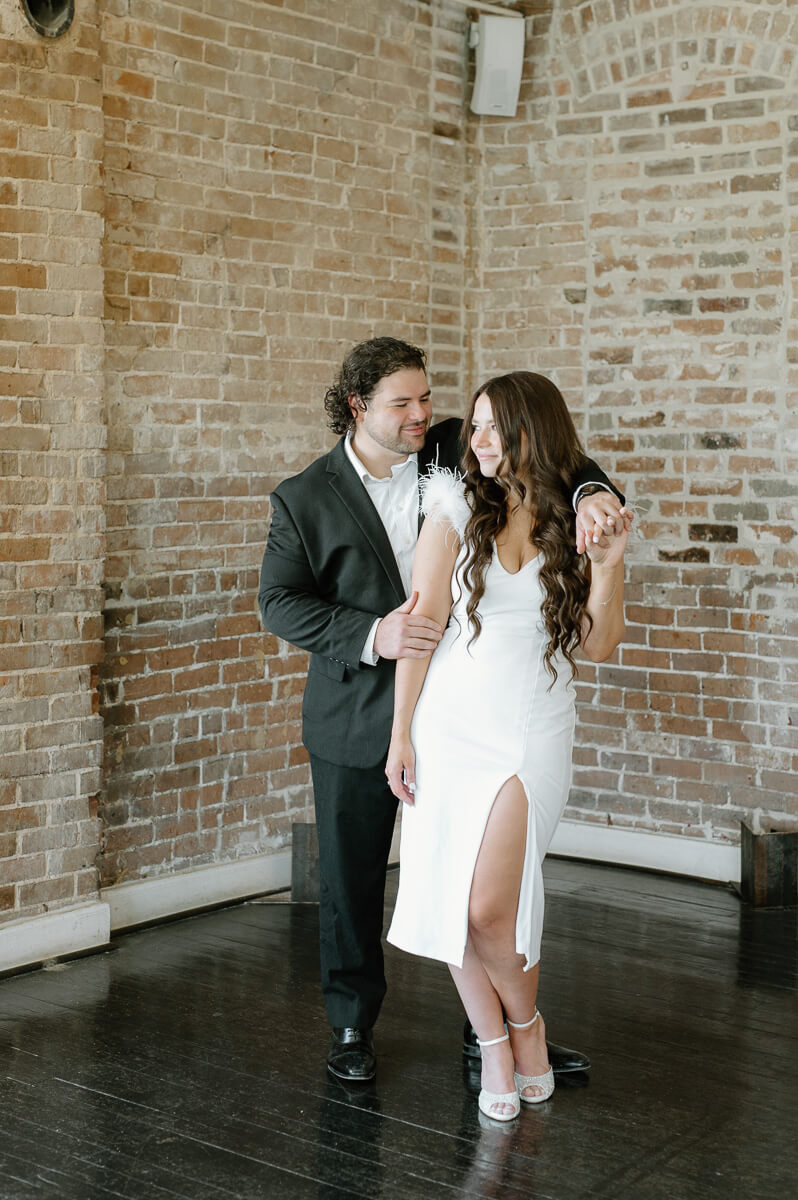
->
<box><xmin>375</xmin><ymin>424</ymin><xmax>429</xmax><ymax>456</ymax></box>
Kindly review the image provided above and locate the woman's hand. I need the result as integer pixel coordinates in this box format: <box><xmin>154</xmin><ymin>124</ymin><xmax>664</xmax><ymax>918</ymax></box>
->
<box><xmin>386</xmin><ymin>732</ymin><xmax>416</xmax><ymax>806</ymax></box>
<box><xmin>585</xmin><ymin>522</ymin><xmax>628</xmax><ymax>570</ymax></box>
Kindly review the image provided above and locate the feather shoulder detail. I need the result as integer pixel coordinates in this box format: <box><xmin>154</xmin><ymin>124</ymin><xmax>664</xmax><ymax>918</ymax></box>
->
<box><xmin>418</xmin><ymin>465</ymin><xmax>470</xmax><ymax>538</ymax></box>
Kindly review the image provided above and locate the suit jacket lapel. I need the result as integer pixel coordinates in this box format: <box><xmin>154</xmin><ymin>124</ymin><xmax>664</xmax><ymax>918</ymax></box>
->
<box><xmin>326</xmin><ymin>439</ymin><xmax>406</xmax><ymax>604</ymax></box>
<box><xmin>417</xmin><ymin>439</ymin><xmax>440</xmax><ymax>478</ymax></box>
<box><xmin>417</xmin><ymin>439</ymin><xmax>444</xmax><ymax>531</ymax></box>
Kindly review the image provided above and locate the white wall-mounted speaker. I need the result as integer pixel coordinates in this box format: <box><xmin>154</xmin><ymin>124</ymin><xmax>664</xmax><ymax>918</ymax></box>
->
<box><xmin>469</xmin><ymin>14</ymin><xmax>525</xmax><ymax>118</ymax></box>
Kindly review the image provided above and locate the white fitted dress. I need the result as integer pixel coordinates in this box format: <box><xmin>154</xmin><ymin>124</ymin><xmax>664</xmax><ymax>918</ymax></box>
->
<box><xmin>387</xmin><ymin>469</ymin><xmax>576</xmax><ymax>970</ymax></box>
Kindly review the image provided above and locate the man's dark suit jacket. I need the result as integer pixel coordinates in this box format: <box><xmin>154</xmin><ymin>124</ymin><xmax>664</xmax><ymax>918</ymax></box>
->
<box><xmin>259</xmin><ymin>418</ymin><xmax>619</xmax><ymax>771</ymax></box>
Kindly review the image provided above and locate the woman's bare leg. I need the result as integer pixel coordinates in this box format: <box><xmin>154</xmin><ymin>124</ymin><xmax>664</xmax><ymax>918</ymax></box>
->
<box><xmin>449</xmin><ymin>938</ymin><xmax>517</xmax><ymax>1117</ymax></box>
<box><xmin>467</xmin><ymin>776</ymin><xmax>550</xmax><ymax>1097</ymax></box>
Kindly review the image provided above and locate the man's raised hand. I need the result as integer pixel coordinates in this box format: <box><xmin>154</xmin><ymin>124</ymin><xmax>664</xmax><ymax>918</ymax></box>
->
<box><xmin>374</xmin><ymin>591</ymin><xmax>442</xmax><ymax>660</ymax></box>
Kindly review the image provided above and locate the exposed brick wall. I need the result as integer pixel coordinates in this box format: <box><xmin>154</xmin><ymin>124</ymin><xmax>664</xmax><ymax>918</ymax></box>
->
<box><xmin>96</xmin><ymin>0</ymin><xmax>470</xmax><ymax>888</ymax></box>
<box><xmin>470</xmin><ymin>0</ymin><xmax>797</xmax><ymax>843</ymax></box>
<box><xmin>0</xmin><ymin>2</ymin><xmax>105</xmax><ymax>920</ymax></box>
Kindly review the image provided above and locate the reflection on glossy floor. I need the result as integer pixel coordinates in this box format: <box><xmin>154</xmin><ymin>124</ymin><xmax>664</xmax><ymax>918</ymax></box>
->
<box><xmin>1</xmin><ymin>859</ymin><xmax>796</xmax><ymax>1199</ymax></box>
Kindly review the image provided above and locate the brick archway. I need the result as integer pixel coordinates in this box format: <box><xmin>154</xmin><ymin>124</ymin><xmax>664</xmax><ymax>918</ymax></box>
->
<box><xmin>551</xmin><ymin>2</ymin><xmax>798</xmax><ymax>104</ymax></box>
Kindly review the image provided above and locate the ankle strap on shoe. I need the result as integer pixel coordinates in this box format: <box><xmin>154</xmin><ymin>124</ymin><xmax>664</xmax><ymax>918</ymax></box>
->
<box><xmin>477</xmin><ymin>1031</ymin><xmax>510</xmax><ymax>1047</ymax></box>
<box><xmin>506</xmin><ymin>1011</ymin><xmax>540</xmax><ymax>1030</ymax></box>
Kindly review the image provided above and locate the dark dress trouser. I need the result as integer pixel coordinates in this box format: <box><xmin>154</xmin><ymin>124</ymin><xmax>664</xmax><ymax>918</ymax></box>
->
<box><xmin>309</xmin><ymin>753</ymin><xmax>400</xmax><ymax>1030</ymax></box>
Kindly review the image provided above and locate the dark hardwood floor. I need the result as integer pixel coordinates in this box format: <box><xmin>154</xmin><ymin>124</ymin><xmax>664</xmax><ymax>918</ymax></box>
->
<box><xmin>1</xmin><ymin>859</ymin><xmax>796</xmax><ymax>1199</ymax></box>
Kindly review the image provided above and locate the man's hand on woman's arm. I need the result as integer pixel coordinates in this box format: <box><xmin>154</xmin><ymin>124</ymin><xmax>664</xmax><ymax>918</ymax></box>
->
<box><xmin>374</xmin><ymin>592</ymin><xmax>442</xmax><ymax>660</ymax></box>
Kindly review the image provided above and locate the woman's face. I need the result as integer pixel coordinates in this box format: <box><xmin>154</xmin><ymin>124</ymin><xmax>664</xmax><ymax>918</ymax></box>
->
<box><xmin>470</xmin><ymin>393</ymin><xmax>504</xmax><ymax>476</ymax></box>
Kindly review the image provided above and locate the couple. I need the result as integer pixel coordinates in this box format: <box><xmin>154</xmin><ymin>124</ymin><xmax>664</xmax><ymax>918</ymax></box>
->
<box><xmin>259</xmin><ymin>337</ymin><xmax>629</xmax><ymax>1119</ymax></box>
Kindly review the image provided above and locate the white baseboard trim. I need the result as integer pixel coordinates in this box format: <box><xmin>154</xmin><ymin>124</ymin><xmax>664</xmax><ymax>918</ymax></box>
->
<box><xmin>0</xmin><ymin>901</ymin><xmax>111</xmax><ymax>974</ymax></box>
<box><xmin>106</xmin><ymin>824</ymin><xmax>401</xmax><ymax>932</ymax></box>
<box><xmin>53</xmin><ymin>823</ymin><xmax>736</xmax><ymax>950</ymax></box>
<box><xmin>103</xmin><ymin>850</ymin><xmax>293</xmax><ymax>932</ymax></box>
<box><xmin>549</xmin><ymin>819</ymin><xmax>740</xmax><ymax>884</ymax></box>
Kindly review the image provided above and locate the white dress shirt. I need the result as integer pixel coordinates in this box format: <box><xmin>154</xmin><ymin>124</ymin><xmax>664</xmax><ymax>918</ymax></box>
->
<box><xmin>343</xmin><ymin>434</ymin><xmax>419</xmax><ymax>665</ymax></box>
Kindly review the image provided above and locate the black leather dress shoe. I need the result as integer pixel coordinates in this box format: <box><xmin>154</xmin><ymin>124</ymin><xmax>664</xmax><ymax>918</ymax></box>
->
<box><xmin>327</xmin><ymin>1027</ymin><xmax>376</xmax><ymax>1082</ymax></box>
<box><xmin>545</xmin><ymin>1040</ymin><xmax>591</xmax><ymax>1074</ymax></box>
<box><xmin>462</xmin><ymin>1020</ymin><xmax>591</xmax><ymax>1074</ymax></box>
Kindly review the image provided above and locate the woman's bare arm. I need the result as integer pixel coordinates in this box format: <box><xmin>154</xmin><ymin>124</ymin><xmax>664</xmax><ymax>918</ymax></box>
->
<box><xmin>580</xmin><ymin>529</ymin><xmax>627</xmax><ymax>662</ymax></box>
<box><xmin>386</xmin><ymin>515</ymin><xmax>460</xmax><ymax>804</ymax></box>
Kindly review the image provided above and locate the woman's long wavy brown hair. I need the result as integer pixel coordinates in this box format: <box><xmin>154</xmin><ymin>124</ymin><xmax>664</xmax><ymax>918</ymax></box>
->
<box><xmin>459</xmin><ymin>372</ymin><xmax>592</xmax><ymax>682</ymax></box>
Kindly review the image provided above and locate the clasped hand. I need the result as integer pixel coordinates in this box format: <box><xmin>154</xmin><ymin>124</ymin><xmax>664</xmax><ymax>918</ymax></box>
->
<box><xmin>575</xmin><ymin>490</ymin><xmax>633</xmax><ymax>556</ymax></box>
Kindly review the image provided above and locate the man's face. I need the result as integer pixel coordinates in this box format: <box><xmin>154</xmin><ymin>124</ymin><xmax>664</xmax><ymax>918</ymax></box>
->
<box><xmin>351</xmin><ymin>368</ymin><xmax>432</xmax><ymax>458</ymax></box>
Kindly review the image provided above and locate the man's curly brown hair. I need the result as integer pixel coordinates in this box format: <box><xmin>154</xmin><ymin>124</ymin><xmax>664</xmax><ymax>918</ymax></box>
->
<box><xmin>324</xmin><ymin>337</ymin><xmax>427</xmax><ymax>434</ymax></box>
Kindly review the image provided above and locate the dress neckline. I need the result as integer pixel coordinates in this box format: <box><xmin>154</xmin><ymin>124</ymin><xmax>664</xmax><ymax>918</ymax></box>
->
<box><xmin>494</xmin><ymin>550</ymin><xmax>540</xmax><ymax>576</ymax></box>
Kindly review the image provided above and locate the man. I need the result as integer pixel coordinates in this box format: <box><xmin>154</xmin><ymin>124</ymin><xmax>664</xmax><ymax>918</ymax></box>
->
<box><xmin>259</xmin><ymin>338</ymin><xmax>627</xmax><ymax>1082</ymax></box>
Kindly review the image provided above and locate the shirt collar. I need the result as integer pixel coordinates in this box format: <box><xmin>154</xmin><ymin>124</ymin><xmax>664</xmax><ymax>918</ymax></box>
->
<box><xmin>344</xmin><ymin>432</ymin><xmax>418</xmax><ymax>483</ymax></box>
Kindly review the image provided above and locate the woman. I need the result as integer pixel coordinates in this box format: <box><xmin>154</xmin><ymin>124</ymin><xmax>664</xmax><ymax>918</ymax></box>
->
<box><xmin>385</xmin><ymin>372</ymin><xmax>628</xmax><ymax>1121</ymax></box>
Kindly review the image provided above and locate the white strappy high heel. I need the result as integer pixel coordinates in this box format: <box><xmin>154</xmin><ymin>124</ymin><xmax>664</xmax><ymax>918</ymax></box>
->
<box><xmin>506</xmin><ymin>1012</ymin><xmax>555</xmax><ymax>1104</ymax></box>
<box><xmin>476</xmin><ymin>1031</ymin><xmax>520</xmax><ymax>1122</ymax></box>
